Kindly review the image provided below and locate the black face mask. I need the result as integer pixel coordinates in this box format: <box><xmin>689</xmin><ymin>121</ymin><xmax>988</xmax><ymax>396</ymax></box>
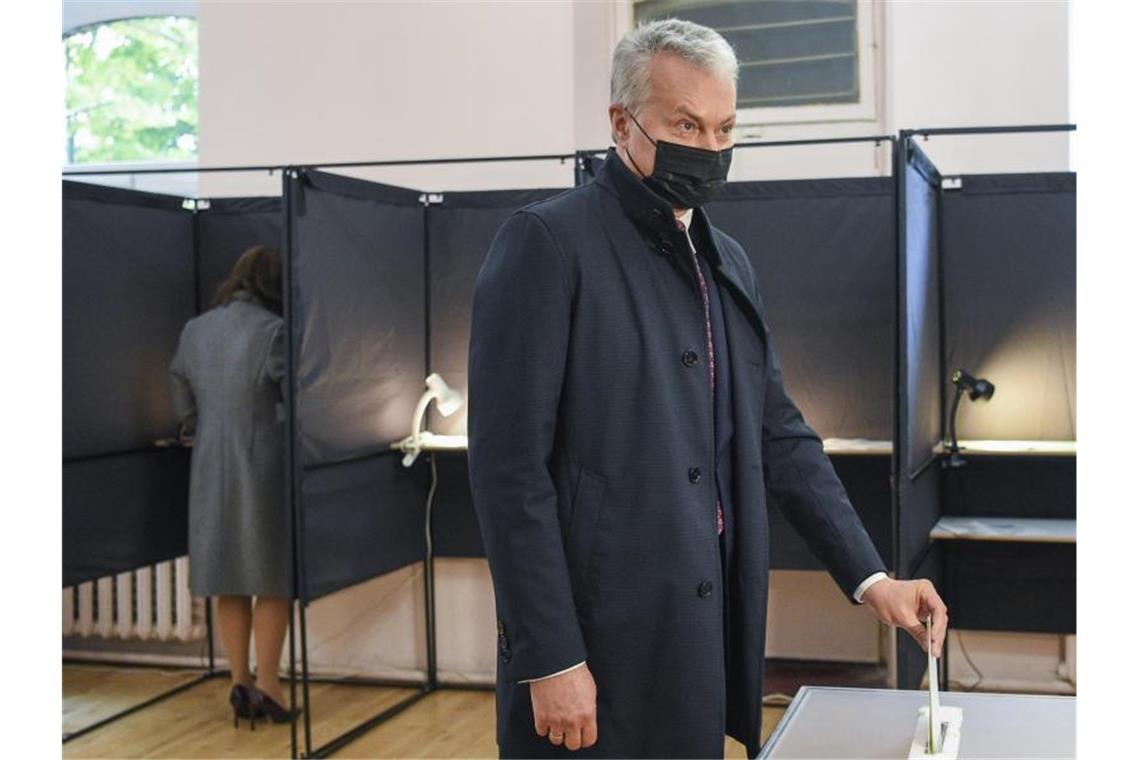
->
<box><xmin>625</xmin><ymin>109</ymin><xmax>733</xmax><ymax>209</ymax></box>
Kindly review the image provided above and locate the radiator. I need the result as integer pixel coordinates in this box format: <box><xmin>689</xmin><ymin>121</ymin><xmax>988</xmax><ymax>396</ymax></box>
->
<box><xmin>62</xmin><ymin>557</ymin><xmax>206</xmax><ymax>642</ymax></box>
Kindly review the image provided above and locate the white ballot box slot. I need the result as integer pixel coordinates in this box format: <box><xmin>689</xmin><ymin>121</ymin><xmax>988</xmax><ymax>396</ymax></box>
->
<box><xmin>908</xmin><ymin>705</ymin><xmax>963</xmax><ymax>759</ymax></box>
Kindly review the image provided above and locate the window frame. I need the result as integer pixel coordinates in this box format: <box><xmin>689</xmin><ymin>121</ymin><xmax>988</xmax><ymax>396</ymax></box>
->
<box><xmin>617</xmin><ymin>0</ymin><xmax>881</xmax><ymax>128</ymax></box>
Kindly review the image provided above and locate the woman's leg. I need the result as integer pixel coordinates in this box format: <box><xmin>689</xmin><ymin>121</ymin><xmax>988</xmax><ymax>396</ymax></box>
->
<box><xmin>252</xmin><ymin>595</ymin><xmax>291</xmax><ymax>704</ymax></box>
<box><xmin>215</xmin><ymin>595</ymin><xmax>254</xmax><ymax>686</ymax></box>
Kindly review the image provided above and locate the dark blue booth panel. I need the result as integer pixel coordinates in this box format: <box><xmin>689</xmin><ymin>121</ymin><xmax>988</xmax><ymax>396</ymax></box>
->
<box><xmin>63</xmin><ymin>448</ymin><xmax>191</xmax><ymax>587</ymax></box>
<box><xmin>942</xmin><ymin>173</ymin><xmax>1076</xmax><ymax>441</ymax></box>
<box><xmin>945</xmin><ymin>541</ymin><xmax>1075</xmax><ymax>634</ymax></box>
<box><xmin>901</xmin><ymin>152</ymin><xmax>943</xmax><ymax>478</ymax></box>
<box><xmin>291</xmin><ymin>170</ymin><xmax>426</xmax><ymax>467</ymax></box>
<box><xmin>300</xmin><ymin>453</ymin><xmax>430</xmax><ymax>601</ymax></box>
<box><xmin>63</xmin><ymin>182</ymin><xmax>196</xmax><ymax>459</ymax></box>
<box><xmin>894</xmin><ymin>142</ymin><xmax>947</xmax><ymax>690</ymax></box>
<box><xmin>944</xmin><ymin>455</ymin><xmax>1076</xmax><ymax>520</ymax></box>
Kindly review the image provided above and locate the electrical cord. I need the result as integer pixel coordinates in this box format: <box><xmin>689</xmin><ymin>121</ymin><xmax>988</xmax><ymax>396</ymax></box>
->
<box><xmin>951</xmin><ymin>631</ymin><xmax>985</xmax><ymax>692</ymax></box>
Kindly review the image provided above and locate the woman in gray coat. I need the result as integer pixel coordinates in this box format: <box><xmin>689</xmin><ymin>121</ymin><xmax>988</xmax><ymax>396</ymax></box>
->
<box><xmin>169</xmin><ymin>245</ymin><xmax>299</xmax><ymax>727</ymax></box>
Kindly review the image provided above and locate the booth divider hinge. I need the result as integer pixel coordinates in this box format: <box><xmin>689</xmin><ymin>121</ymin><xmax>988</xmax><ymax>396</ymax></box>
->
<box><xmin>941</xmin><ymin>177</ymin><xmax>963</xmax><ymax>191</ymax></box>
<box><xmin>419</xmin><ymin>193</ymin><xmax>444</xmax><ymax>206</ymax></box>
<box><xmin>182</xmin><ymin>198</ymin><xmax>211</xmax><ymax>211</ymax></box>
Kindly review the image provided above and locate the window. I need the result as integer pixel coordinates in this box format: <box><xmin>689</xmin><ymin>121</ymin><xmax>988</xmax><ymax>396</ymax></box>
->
<box><xmin>64</xmin><ymin>16</ymin><xmax>198</xmax><ymax>165</ymax></box>
<box><xmin>631</xmin><ymin>0</ymin><xmax>878</xmax><ymax>126</ymax></box>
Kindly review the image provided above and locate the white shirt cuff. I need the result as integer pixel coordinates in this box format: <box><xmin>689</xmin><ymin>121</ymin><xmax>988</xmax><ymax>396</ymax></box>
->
<box><xmin>853</xmin><ymin>572</ymin><xmax>889</xmax><ymax>604</ymax></box>
<box><xmin>517</xmin><ymin>660</ymin><xmax>586</xmax><ymax>683</ymax></box>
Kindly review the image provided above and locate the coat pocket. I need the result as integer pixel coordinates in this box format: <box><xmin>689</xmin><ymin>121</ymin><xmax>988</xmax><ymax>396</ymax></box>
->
<box><xmin>566</xmin><ymin>464</ymin><xmax>607</xmax><ymax>588</ymax></box>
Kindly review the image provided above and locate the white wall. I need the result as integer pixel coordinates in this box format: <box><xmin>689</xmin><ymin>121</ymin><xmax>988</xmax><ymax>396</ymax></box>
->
<box><xmin>182</xmin><ymin>0</ymin><xmax>1072</xmax><ymax>688</ymax></box>
<box><xmin>884</xmin><ymin>0</ymin><xmax>1071</xmax><ymax>174</ymax></box>
<box><xmin>197</xmin><ymin>0</ymin><xmax>582</xmax><ymax>198</ymax></box>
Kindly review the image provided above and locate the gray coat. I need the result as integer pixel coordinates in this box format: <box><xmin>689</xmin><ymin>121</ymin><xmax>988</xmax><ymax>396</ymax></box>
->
<box><xmin>169</xmin><ymin>291</ymin><xmax>291</xmax><ymax>598</ymax></box>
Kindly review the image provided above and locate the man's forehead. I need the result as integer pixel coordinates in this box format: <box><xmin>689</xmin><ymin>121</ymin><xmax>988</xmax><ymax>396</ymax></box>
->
<box><xmin>648</xmin><ymin>94</ymin><xmax>737</xmax><ymax>123</ymax></box>
<box><xmin>645</xmin><ymin>52</ymin><xmax>736</xmax><ymax>117</ymax></box>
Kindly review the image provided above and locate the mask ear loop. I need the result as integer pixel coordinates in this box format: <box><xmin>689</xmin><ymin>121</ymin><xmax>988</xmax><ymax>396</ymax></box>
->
<box><xmin>623</xmin><ymin>108</ymin><xmax>656</xmax><ymax>179</ymax></box>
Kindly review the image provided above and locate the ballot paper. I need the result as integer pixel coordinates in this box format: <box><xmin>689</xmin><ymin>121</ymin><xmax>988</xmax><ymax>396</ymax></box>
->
<box><xmin>927</xmin><ymin>617</ymin><xmax>939</xmax><ymax>753</ymax></box>
<box><xmin>907</xmin><ymin>615</ymin><xmax>963</xmax><ymax>759</ymax></box>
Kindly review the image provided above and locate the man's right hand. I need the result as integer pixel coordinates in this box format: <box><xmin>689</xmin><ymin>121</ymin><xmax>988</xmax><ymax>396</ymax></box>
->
<box><xmin>529</xmin><ymin>663</ymin><xmax>598</xmax><ymax>751</ymax></box>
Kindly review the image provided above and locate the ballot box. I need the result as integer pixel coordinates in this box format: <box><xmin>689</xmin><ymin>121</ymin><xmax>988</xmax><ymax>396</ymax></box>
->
<box><xmin>760</xmin><ymin>686</ymin><xmax>1075</xmax><ymax>759</ymax></box>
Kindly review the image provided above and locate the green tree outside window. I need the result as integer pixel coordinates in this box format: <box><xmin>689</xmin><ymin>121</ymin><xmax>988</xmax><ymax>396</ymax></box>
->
<box><xmin>64</xmin><ymin>16</ymin><xmax>198</xmax><ymax>164</ymax></box>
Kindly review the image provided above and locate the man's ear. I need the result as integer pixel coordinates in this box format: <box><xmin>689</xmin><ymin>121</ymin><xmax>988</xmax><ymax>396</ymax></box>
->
<box><xmin>608</xmin><ymin>105</ymin><xmax>628</xmax><ymax>146</ymax></box>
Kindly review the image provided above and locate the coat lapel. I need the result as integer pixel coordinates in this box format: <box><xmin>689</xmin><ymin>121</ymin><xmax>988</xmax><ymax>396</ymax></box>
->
<box><xmin>692</xmin><ymin>206</ymin><xmax>771</xmax><ymax>349</ymax></box>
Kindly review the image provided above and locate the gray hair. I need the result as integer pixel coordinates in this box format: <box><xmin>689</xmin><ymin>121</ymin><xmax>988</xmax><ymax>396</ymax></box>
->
<box><xmin>610</xmin><ymin>18</ymin><xmax>739</xmax><ymax>114</ymax></box>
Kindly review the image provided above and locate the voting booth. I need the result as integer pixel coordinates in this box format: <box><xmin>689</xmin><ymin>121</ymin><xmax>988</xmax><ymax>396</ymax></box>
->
<box><xmin>63</xmin><ymin>182</ymin><xmax>283</xmax><ymax>590</ymax></box>
<box><xmin>61</xmin><ymin>179</ymin><xmax>285</xmax><ymax>741</ymax></box>
<box><xmin>893</xmin><ymin>126</ymin><xmax>1076</xmax><ymax>691</ymax></box>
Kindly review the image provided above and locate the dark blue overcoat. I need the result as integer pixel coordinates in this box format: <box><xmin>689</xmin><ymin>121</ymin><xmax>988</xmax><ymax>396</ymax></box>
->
<box><xmin>468</xmin><ymin>148</ymin><xmax>886</xmax><ymax>758</ymax></box>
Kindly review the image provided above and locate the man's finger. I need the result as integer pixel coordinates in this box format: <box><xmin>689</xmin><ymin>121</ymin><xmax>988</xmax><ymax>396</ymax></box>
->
<box><xmin>933</xmin><ymin>608</ymin><xmax>949</xmax><ymax>658</ymax></box>
<box><xmin>906</xmin><ymin>621</ymin><xmax>928</xmax><ymax>652</ymax></box>
<box><xmin>582</xmin><ymin>714</ymin><xmax>599</xmax><ymax>748</ymax></box>
<box><xmin>547</xmin><ymin>723</ymin><xmax>566</xmax><ymax>746</ymax></box>
<box><xmin>563</xmin><ymin>724</ymin><xmax>583</xmax><ymax>751</ymax></box>
<box><xmin>919</xmin><ymin>586</ymin><xmax>950</xmax><ymax>657</ymax></box>
<box><xmin>534</xmin><ymin>714</ymin><xmax>548</xmax><ymax>738</ymax></box>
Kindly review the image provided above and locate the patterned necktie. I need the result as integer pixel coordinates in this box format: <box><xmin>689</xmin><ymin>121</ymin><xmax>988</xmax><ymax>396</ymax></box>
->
<box><xmin>677</xmin><ymin>217</ymin><xmax>725</xmax><ymax>536</ymax></box>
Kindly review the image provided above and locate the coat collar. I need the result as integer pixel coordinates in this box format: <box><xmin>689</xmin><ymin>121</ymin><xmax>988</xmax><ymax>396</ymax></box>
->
<box><xmin>592</xmin><ymin>147</ymin><xmax>724</xmax><ymax>269</ymax></box>
<box><xmin>593</xmin><ymin>147</ymin><xmax>770</xmax><ymax>339</ymax></box>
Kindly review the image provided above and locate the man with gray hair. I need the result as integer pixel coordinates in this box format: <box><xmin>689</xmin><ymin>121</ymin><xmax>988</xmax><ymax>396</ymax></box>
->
<box><xmin>469</xmin><ymin>18</ymin><xmax>948</xmax><ymax>758</ymax></box>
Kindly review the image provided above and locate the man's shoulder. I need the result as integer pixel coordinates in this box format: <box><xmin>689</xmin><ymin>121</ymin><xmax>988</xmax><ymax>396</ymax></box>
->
<box><xmin>503</xmin><ymin>182</ymin><xmax>603</xmax><ymax>237</ymax></box>
<box><xmin>709</xmin><ymin>225</ymin><xmax>745</xmax><ymax>255</ymax></box>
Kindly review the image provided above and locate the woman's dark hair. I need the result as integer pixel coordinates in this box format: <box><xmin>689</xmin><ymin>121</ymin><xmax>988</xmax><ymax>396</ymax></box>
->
<box><xmin>213</xmin><ymin>245</ymin><xmax>283</xmax><ymax>315</ymax></box>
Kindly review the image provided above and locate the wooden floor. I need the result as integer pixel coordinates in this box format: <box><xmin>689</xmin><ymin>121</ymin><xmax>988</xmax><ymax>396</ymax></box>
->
<box><xmin>63</xmin><ymin>664</ymin><xmax>786</xmax><ymax>758</ymax></box>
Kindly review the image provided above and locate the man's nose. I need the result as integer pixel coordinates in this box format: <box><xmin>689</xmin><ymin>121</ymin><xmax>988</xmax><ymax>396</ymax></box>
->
<box><xmin>697</xmin><ymin>129</ymin><xmax>719</xmax><ymax>151</ymax></box>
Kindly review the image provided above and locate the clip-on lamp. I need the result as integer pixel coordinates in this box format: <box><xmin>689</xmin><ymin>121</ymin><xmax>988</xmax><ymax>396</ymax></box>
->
<box><xmin>395</xmin><ymin>373</ymin><xmax>464</xmax><ymax>467</ymax></box>
<box><xmin>945</xmin><ymin>369</ymin><xmax>995</xmax><ymax>468</ymax></box>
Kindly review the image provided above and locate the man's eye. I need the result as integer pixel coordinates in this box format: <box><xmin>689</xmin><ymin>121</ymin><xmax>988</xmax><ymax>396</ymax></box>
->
<box><xmin>680</xmin><ymin>121</ymin><xmax>694</xmax><ymax>132</ymax></box>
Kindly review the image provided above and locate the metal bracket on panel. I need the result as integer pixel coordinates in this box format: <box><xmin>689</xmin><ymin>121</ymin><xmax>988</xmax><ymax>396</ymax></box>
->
<box><xmin>941</xmin><ymin>177</ymin><xmax>963</xmax><ymax>191</ymax></box>
<box><xmin>286</xmin><ymin>167</ymin><xmax>308</xmax><ymax>216</ymax></box>
<box><xmin>182</xmin><ymin>198</ymin><xmax>212</xmax><ymax>212</ymax></box>
<box><xmin>419</xmin><ymin>193</ymin><xmax>444</xmax><ymax>206</ymax></box>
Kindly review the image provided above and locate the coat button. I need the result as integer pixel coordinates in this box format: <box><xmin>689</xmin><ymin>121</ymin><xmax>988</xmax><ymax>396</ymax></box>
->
<box><xmin>697</xmin><ymin>579</ymin><xmax>714</xmax><ymax>598</ymax></box>
<box><xmin>496</xmin><ymin>619</ymin><xmax>505</xmax><ymax>635</ymax></box>
<box><xmin>682</xmin><ymin>350</ymin><xmax>699</xmax><ymax>367</ymax></box>
<box><xmin>499</xmin><ymin>649</ymin><xmax>512</xmax><ymax>664</ymax></box>
<box><xmin>688</xmin><ymin>466</ymin><xmax>701</xmax><ymax>484</ymax></box>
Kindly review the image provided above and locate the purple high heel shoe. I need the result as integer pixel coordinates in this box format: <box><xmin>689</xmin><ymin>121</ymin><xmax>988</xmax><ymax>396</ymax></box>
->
<box><xmin>229</xmin><ymin>683</ymin><xmax>257</xmax><ymax>730</ymax></box>
<box><xmin>249</xmin><ymin>686</ymin><xmax>303</xmax><ymax>725</ymax></box>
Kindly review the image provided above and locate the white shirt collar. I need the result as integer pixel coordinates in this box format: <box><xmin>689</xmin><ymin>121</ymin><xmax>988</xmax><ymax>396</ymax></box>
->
<box><xmin>676</xmin><ymin>207</ymin><xmax>694</xmax><ymax>231</ymax></box>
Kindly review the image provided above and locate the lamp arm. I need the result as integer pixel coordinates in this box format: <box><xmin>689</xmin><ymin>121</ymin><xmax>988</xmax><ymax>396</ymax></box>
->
<box><xmin>948</xmin><ymin>386</ymin><xmax>965</xmax><ymax>455</ymax></box>
<box><xmin>411</xmin><ymin>391</ymin><xmax>434</xmax><ymax>440</ymax></box>
<box><xmin>399</xmin><ymin>390</ymin><xmax>439</xmax><ymax>467</ymax></box>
